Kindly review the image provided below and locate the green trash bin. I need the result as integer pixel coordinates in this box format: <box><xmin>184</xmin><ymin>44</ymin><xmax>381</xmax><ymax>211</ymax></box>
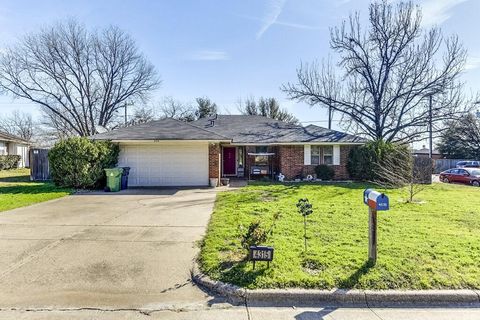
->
<box><xmin>104</xmin><ymin>168</ymin><xmax>123</xmax><ymax>192</ymax></box>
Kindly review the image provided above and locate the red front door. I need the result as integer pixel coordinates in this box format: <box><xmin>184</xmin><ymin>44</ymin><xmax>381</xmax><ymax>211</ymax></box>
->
<box><xmin>223</xmin><ymin>147</ymin><xmax>236</xmax><ymax>175</ymax></box>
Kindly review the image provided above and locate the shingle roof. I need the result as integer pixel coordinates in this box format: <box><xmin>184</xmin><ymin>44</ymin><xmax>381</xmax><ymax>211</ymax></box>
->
<box><xmin>413</xmin><ymin>148</ymin><xmax>440</xmax><ymax>155</ymax></box>
<box><xmin>91</xmin><ymin>115</ymin><xmax>367</xmax><ymax>144</ymax></box>
<box><xmin>0</xmin><ymin>131</ymin><xmax>29</xmax><ymax>144</ymax></box>
<box><xmin>191</xmin><ymin>115</ymin><xmax>367</xmax><ymax>144</ymax></box>
<box><xmin>91</xmin><ymin>118</ymin><xmax>229</xmax><ymax>141</ymax></box>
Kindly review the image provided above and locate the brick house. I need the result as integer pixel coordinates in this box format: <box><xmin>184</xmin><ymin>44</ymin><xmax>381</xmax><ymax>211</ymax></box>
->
<box><xmin>197</xmin><ymin>115</ymin><xmax>366</xmax><ymax>181</ymax></box>
<box><xmin>92</xmin><ymin>115</ymin><xmax>366</xmax><ymax>186</ymax></box>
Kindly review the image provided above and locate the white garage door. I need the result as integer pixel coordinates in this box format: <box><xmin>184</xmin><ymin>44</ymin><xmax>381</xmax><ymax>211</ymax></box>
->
<box><xmin>118</xmin><ymin>142</ymin><xmax>209</xmax><ymax>186</ymax></box>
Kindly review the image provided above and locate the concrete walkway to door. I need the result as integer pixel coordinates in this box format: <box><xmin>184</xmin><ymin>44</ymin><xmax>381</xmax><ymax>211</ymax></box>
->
<box><xmin>0</xmin><ymin>188</ymin><xmax>228</xmax><ymax>311</ymax></box>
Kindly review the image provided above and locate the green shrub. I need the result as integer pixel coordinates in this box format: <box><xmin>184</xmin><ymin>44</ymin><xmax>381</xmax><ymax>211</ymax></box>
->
<box><xmin>0</xmin><ymin>155</ymin><xmax>21</xmax><ymax>170</ymax></box>
<box><xmin>347</xmin><ymin>145</ymin><xmax>376</xmax><ymax>180</ymax></box>
<box><xmin>347</xmin><ymin>140</ymin><xmax>412</xmax><ymax>184</ymax></box>
<box><xmin>314</xmin><ymin>164</ymin><xmax>335</xmax><ymax>180</ymax></box>
<box><xmin>49</xmin><ymin>137</ymin><xmax>119</xmax><ymax>189</ymax></box>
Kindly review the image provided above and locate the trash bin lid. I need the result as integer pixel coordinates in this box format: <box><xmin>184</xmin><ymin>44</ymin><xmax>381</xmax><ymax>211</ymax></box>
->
<box><xmin>104</xmin><ymin>168</ymin><xmax>124</xmax><ymax>176</ymax></box>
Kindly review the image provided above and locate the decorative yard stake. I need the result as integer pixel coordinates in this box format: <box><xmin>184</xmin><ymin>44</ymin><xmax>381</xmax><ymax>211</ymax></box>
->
<box><xmin>296</xmin><ymin>198</ymin><xmax>313</xmax><ymax>252</ymax></box>
<box><xmin>363</xmin><ymin>189</ymin><xmax>389</xmax><ymax>265</ymax></box>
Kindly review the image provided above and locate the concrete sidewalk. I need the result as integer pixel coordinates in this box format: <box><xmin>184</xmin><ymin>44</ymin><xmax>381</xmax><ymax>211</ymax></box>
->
<box><xmin>1</xmin><ymin>306</ymin><xmax>480</xmax><ymax>319</ymax></box>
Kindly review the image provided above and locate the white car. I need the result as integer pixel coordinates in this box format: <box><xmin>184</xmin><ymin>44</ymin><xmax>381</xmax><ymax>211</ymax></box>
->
<box><xmin>456</xmin><ymin>161</ymin><xmax>480</xmax><ymax>168</ymax></box>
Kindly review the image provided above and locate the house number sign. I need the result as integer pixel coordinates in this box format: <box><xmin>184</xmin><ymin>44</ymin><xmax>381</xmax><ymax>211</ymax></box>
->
<box><xmin>249</xmin><ymin>246</ymin><xmax>274</xmax><ymax>269</ymax></box>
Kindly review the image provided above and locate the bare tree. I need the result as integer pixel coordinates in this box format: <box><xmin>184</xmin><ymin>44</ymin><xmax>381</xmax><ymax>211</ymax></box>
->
<box><xmin>158</xmin><ymin>96</ymin><xmax>196</xmax><ymax>122</ymax></box>
<box><xmin>0</xmin><ymin>110</ymin><xmax>35</xmax><ymax>142</ymax></box>
<box><xmin>111</xmin><ymin>106</ymin><xmax>156</xmax><ymax>129</ymax></box>
<box><xmin>282</xmin><ymin>1</ymin><xmax>467</xmax><ymax>142</ymax></box>
<box><xmin>157</xmin><ymin>96</ymin><xmax>218</xmax><ymax>121</ymax></box>
<box><xmin>0</xmin><ymin>20</ymin><xmax>160</xmax><ymax>136</ymax></box>
<box><xmin>238</xmin><ymin>97</ymin><xmax>299</xmax><ymax>124</ymax></box>
<box><xmin>375</xmin><ymin>147</ymin><xmax>432</xmax><ymax>203</ymax></box>
<box><xmin>130</xmin><ymin>107</ymin><xmax>155</xmax><ymax>125</ymax></box>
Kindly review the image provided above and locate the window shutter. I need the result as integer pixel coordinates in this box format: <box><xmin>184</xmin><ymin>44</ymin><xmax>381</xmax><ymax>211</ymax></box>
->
<box><xmin>333</xmin><ymin>145</ymin><xmax>340</xmax><ymax>165</ymax></box>
<box><xmin>304</xmin><ymin>145</ymin><xmax>311</xmax><ymax>165</ymax></box>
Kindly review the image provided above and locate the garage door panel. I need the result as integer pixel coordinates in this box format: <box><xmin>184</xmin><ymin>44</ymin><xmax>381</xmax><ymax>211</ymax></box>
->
<box><xmin>118</xmin><ymin>143</ymin><xmax>209</xmax><ymax>186</ymax></box>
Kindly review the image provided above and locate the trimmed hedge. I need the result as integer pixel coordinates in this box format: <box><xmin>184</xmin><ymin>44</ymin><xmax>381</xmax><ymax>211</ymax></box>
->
<box><xmin>0</xmin><ymin>155</ymin><xmax>21</xmax><ymax>170</ymax></box>
<box><xmin>49</xmin><ymin>137</ymin><xmax>119</xmax><ymax>189</ymax></box>
<box><xmin>315</xmin><ymin>164</ymin><xmax>335</xmax><ymax>180</ymax></box>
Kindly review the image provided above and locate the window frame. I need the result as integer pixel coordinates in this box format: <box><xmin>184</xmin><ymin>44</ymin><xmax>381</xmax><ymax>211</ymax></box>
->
<box><xmin>310</xmin><ymin>146</ymin><xmax>321</xmax><ymax>165</ymax></box>
<box><xmin>255</xmin><ymin>146</ymin><xmax>268</xmax><ymax>153</ymax></box>
<box><xmin>322</xmin><ymin>145</ymin><xmax>334</xmax><ymax>165</ymax></box>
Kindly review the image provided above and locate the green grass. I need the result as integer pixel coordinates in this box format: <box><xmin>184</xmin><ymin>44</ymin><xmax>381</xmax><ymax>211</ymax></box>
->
<box><xmin>0</xmin><ymin>168</ymin><xmax>71</xmax><ymax>212</ymax></box>
<box><xmin>200</xmin><ymin>182</ymin><xmax>480</xmax><ymax>290</ymax></box>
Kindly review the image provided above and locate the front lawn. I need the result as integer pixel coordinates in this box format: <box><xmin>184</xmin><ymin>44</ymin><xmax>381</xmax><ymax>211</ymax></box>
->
<box><xmin>200</xmin><ymin>182</ymin><xmax>480</xmax><ymax>290</ymax></box>
<box><xmin>0</xmin><ymin>168</ymin><xmax>71</xmax><ymax>212</ymax></box>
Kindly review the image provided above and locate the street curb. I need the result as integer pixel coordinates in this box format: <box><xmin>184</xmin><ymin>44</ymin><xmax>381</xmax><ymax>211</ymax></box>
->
<box><xmin>191</xmin><ymin>263</ymin><xmax>480</xmax><ymax>307</ymax></box>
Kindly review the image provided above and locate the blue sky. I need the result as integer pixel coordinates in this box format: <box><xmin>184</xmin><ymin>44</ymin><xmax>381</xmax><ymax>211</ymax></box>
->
<box><xmin>0</xmin><ymin>0</ymin><xmax>479</xmax><ymax>143</ymax></box>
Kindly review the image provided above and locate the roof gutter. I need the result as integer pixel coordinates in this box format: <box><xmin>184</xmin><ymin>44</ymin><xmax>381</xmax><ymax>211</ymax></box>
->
<box><xmin>109</xmin><ymin>139</ymin><xmax>232</xmax><ymax>144</ymax></box>
<box><xmin>227</xmin><ymin>142</ymin><xmax>366</xmax><ymax>146</ymax></box>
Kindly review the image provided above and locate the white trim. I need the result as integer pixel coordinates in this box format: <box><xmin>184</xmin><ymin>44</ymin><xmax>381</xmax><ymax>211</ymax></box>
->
<box><xmin>227</xmin><ymin>142</ymin><xmax>365</xmax><ymax>146</ymax></box>
<box><xmin>108</xmin><ymin>140</ymin><xmax>364</xmax><ymax>146</ymax></box>
<box><xmin>333</xmin><ymin>145</ymin><xmax>340</xmax><ymax>165</ymax></box>
<box><xmin>304</xmin><ymin>145</ymin><xmax>311</xmax><ymax>165</ymax></box>
<box><xmin>112</xmin><ymin>139</ymin><xmax>230</xmax><ymax>144</ymax></box>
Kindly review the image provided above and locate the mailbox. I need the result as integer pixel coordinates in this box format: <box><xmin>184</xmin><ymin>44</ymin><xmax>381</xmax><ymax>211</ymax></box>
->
<box><xmin>363</xmin><ymin>189</ymin><xmax>389</xmax><ymax>211</ymax></box>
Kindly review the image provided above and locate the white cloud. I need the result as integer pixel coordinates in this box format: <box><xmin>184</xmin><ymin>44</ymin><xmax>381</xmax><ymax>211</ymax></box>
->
<box><xmin>421</xmin><ymin>0</ymin><xmax>468</xmax><ymax>27</ymax></box>
<box><xmin>256</xmin><ymin>0</ymin><xmax>287</xmax><ymax>39</ymax></box>
<box><xmin>187</xmin><ymin>50</ymin><xmax>229</xmax><ymax>61</ymax></box>
<box><xmin>465</xmin><ymin>56</ymin><xmax>480</xmax><ymax>71</ymax></box>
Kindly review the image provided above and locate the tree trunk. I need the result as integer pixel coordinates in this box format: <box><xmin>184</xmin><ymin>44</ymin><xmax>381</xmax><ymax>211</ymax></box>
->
<box><xmin>304</xmin><ymin>215</ymin><xmax>307</xmax><ymax>252</ymax></box>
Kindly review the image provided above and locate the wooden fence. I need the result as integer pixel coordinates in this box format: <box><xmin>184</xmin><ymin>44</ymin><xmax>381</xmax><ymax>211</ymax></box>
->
<box><xmin>414</xmin><ymin>157</ymin><xmax>433</xmax><ymax>183</ymax></box>
<box><xmin>30</xmin><ymin>148</ymin><xmax>50</xmax><ymax>181</ymax></box>
<box><xmin>434</xmin><ymin>159</ymin><xmax>471</xmax><ymax>173</ymax></box>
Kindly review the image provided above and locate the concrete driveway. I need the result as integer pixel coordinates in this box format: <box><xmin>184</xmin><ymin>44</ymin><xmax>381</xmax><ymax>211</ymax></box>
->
<box><xmin>0</xmin><ymin>188</ymin><xmax>224</xmax><ymax>310</ymax></box>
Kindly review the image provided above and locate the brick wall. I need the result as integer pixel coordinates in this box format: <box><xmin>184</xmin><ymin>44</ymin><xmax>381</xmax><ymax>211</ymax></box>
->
<box><xmin>208</xmin><ymin>143</ymin><xmax>220</xmax><ymax>179</ymax></box>
<box><xmin>278</xmin><ymin>145</ymin><xmax>305</xmax><ymax>180</ymax></box>
<box><xmin>278</xmin><ymin>145</ymin><xmax>356</xmax><ymax>180</ymax></box>
<box><xmin>336</xmin><ymin>145</ymin><xmax>354</xmax><ymax>180</ymax></box>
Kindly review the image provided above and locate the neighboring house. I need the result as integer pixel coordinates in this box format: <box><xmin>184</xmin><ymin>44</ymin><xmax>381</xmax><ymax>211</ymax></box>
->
<box><xmin>0</xmin><ymin>131</ymin><xmax>30</xmax><ymax>167</ymax></box>
<box><xmin>413</xmin><ymin>145</ymin><xmax>442</xmax><ymax>160</ymax></box>
<box><xmin>92</xmin><ymin>115</ymin><xmax>366</xmax><ymax>186</ymax></box>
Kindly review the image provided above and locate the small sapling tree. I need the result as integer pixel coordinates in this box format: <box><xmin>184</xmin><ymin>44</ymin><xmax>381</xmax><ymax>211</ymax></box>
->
<box><xmin>296</xmin><ymin>198</ymin><xmax>313</xmax><ymax>252</ymax></box>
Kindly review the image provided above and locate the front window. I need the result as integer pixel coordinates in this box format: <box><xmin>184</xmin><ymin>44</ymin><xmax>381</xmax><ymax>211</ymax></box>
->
<box><xmin>311</xmin><ymin>146</ymin><xmax>321</xmax><ymax>165</ymax></box>
<box><xmin>311</xmin><ymin>146</ymin><xmax>333</xmax><ymax>165</ymax></box>
<box><xmin>255</xmin><ymin>146</ymin><xmax>268</xmax><ymax>153</ymax></box>
<box><xmin>323</xmin><ymin>146</ymin><xmax>333</xmax><ymax>165</ymax></box>
<box><xmin>237</xmin><ymin>147</ymin><xmax>244</xmax><ymax>167</ymax></box>
<box><xmin>254</xmin><ymin>146</ymin><xmax>269</xmax><ymax>165</ymax></box>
